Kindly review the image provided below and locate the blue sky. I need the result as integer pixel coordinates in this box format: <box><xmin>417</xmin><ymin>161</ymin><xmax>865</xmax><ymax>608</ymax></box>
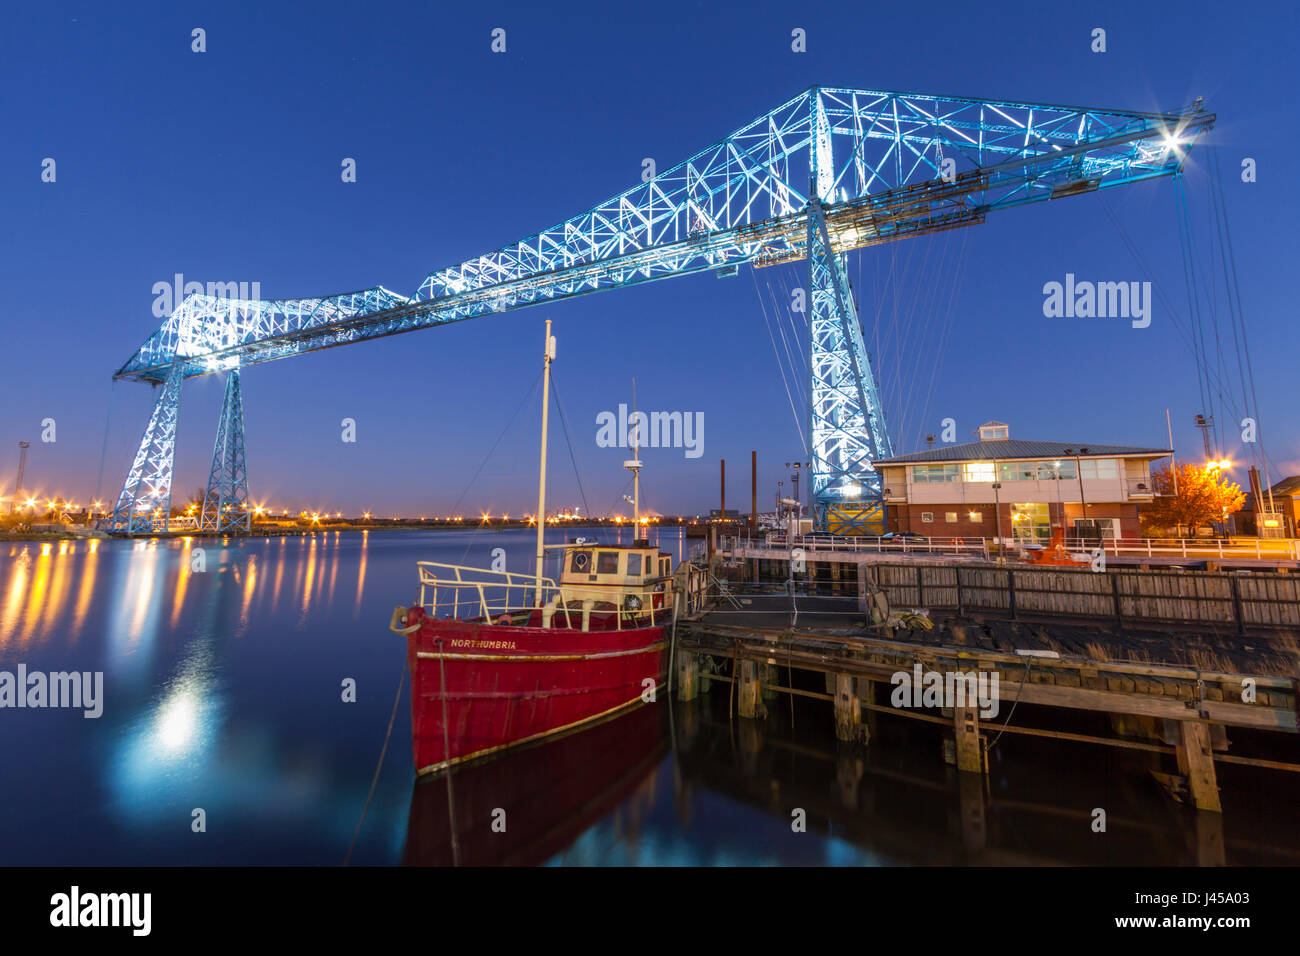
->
<box><xmin>3</xmin><ymin>0</ymin><xmax>1297</xmax><ymax>517</ymax></box>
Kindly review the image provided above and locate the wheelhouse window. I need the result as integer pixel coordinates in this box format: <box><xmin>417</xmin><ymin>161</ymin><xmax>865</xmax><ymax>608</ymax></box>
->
<box><xmin>627</xmin><ymin>553</ymin><xmax>643</xmax><ymax>576</ymax></box>
<box><xmin>596</xmin><ymin>551</ymin><xmax>620</xmax><ymax>574</ymax></box>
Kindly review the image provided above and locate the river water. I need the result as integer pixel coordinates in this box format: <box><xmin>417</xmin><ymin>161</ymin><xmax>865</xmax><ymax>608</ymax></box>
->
<box><xmin>1</xmin><ymin>527</ymin><xmax>1296</xmax><ymax>866</ymax></box>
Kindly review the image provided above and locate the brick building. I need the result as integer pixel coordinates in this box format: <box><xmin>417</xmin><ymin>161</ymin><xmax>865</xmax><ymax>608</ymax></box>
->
<box><xmin>873</xmin><ymin>422</ymin><xmax>1170</xmax><ymax>541</ymax></box>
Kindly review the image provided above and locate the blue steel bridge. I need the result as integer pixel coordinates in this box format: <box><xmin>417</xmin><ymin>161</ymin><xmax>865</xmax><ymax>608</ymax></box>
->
<box><xmin>108</xmin><ymin>85</ymin><xmax>1214</xmax><ymax>535</ymax></box>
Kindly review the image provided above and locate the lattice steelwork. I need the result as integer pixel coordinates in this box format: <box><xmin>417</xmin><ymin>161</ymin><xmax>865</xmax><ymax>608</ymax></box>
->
<box><xmin>109</xmin><ymin>86</ymin><xmax>1213</xmax><ymax>533</ymax></box>
<box><xmin>200</xmin><ymin>369</ymin><xmax>250</xmax><ymax>533</ymax></box>
<box><xmin>807</xmin><ymin>192</ymin><xmax>892</xmax><ymax>532</ymax></box>
<box><xmin>110</xmin><ymin>361</ymin><xmax>184</xmax><ymax>533</ymax></box>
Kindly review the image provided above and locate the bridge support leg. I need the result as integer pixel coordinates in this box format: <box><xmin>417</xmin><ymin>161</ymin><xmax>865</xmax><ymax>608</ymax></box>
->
<box><xmin>201</xmin><ymin>369</ymin><xmax>250</xmax><ymax>533</ymax></box>
<box><xmin>805</xmin><ymin>186</ymin><xmax>890</xmax><ymax>534</ymax></box>
<box><xmin>109</xmin><ymin>362</ymin><xmax>185</xmax><ymax>534</ymax></box>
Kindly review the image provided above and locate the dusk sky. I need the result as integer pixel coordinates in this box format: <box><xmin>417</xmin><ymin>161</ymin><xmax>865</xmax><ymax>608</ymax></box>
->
<box><xmin>4</xmin><ymin>0</ymin><xmax>1297</xmax><ymax>518</ymax></box>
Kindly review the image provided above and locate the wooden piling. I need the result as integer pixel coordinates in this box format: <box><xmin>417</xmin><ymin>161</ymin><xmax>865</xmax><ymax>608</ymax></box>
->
<box><xmin>676</xmin><ymin>650</ymin><xmax>699</xmax><ymax>702</ymax></box>
<box><xmin>1176</xmin><ymin>719</ymin><xmax>1222</xmax><ymax>812</ymax></box>
<box><xmin>737</xmin><ymin>659</ymin><xmax>763</xmax><ymax>718</ymax></box>
<box><xmin>834</xmin><ymin>673</ymin><xmax>864</xmax><ymax>742</ymax></box>
<box><xmin>954</xmin><ymin>706</ymin><xmax>983</xmax><ymax>774</ymax></box>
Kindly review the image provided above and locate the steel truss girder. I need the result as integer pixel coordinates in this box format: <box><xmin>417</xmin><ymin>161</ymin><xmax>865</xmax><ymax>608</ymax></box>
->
<box><xmin>114</xmin><ymin>87</ymin><xmax>1214</xmax><ymax>384</ymax></box>
<box><xmin>807</xmin><ymin>192</ymin><xmax>892</xmax><ymax>532</ymax></box>
<box><xmin>201</xmin><ymin>369</ymin><xmax>250</xmax><ymax>533</ymax></box>
<box><xmin>109</xmin><ymin>361</ymin><xmax>184</xmax><ymax>534</ymax></box>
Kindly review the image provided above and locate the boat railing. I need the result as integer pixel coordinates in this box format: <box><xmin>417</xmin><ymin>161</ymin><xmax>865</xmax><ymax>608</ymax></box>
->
<box><xmin>415</xmin><ymin>562</ymin><xmax>673</xmax><ymax>630</ymax></box>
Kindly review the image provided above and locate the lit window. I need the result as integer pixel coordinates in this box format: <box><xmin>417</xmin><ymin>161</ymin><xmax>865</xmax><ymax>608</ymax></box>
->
<box><xmin>945</xmin><ymin>512</ymin><xmax>958</xmax><ymax>523</ymax></box>
<box><xmin>963</xmin><ymin>462</ymin><xmax>995</xmax><ymax>482</ymax></box>
<box><xmin>912</xmin><ymin>464</ymin><xmax>960</xmax><ymax>483</ymax></box>
<box><xmin>969</xmin><ymin>511</ymin><xmax>983</xmax><ymax>522</ymax></box>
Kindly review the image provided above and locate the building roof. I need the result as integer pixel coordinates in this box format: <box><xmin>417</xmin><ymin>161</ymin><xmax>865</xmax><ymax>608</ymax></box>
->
<box><xmin>875</xmin><ymin>439</ymin><xmax>1172</xmax><ymax>465</ymax></box>
<box><xmin>1269</xmin><ymin>475</ymin><xmax>1300</xmax><ymax>497</ymax></box>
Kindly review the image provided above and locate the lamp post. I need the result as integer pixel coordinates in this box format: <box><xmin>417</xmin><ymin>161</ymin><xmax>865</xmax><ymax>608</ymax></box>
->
<box><xmin>991</xmin><ymin>481</ymin><xmax>1002</xmax><ymax>549</ymax></box>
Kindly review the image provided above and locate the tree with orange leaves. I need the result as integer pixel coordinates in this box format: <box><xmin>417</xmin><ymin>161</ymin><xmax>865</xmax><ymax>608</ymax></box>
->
<box><xmin>1140</xmin><ymin>462</ymin><xmax>1246</xmax><ymax>534</ymax></box>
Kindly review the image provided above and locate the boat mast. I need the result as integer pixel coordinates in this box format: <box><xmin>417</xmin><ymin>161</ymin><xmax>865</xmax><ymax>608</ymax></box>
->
<box><xmin>534</xmin><ymin>320</ymin><xmax>556</xmax><ymax>607</ymax></box>
<box><xmin>624</xmin><ymin>378</ymin><xmax>642</xmax><ymax>536</ymax></box>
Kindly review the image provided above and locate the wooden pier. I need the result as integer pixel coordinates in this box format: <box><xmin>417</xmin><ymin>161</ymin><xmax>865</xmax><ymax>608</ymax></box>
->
<box><xmin>672</xmin><ymin>550</ymin><xmax>1300</xmax><ymax>816</ymax></box>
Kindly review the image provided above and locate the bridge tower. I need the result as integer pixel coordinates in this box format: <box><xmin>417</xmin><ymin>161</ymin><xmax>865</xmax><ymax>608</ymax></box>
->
<box><xmin>109</xmin><ymin>362</ymin><xmax>184</xmax><ymax>533</ymax></box>
<box><xmin>200</xmin><ymin>368</ymin><xmax>250</xmax><ymax>533</ymax></box>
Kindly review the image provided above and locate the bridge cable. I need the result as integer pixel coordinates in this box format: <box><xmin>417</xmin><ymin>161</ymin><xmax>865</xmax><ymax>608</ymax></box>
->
<box><xmin>1098</xmin><ymin>193</ymin><xmax>1239</xmax><ymax>421</ymax></box>
<box><xmin>752</xmin><ymin>266</ymin><xmax>808</xmax><ymax>453</ymax></box>
<box><xmin>93</xmin><ymin>380</ymin><xmax>117</xmax><ymax>508</ymax></box>
<box><xmin>1208</xmin><ymin>145</ymin><xmax>1275</xmax><ymax>510</ymax></box>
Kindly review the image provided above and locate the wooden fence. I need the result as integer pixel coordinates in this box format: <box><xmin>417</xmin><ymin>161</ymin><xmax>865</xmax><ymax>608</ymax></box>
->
<box><xmin>864</xmin><ymin>562</ymin><xmax>1300</xmax><ymax>632</ymax></box>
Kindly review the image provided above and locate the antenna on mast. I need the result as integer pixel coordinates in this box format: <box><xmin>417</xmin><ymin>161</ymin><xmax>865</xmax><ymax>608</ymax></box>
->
<box><xmin>624</xmin><ymin>379</ymin><xmax>643</xmax><ymax>542</ymax></box>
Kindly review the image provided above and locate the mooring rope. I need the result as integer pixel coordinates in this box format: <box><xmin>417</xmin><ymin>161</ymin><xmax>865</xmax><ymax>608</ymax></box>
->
<box><xmin>985</xmin><ymin>657</ymin><xmax>1033</xmax><ymax>752</ymax></box>
<box><xmin>437</xmin><ymin>640</ymin><xmax>461</xmax><ymax>867</ymax></box>
<box><xmin>342</xmin><ymin>656</ymin><xmax>407</xmax><ymax>866</ymax></box>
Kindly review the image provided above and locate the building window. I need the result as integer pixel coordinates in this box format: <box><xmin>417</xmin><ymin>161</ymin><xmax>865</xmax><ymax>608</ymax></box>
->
<box><xmin>1011</xmin><ymin>503</ymin><xmax>1051</xmax><ymax>542</ymax></box>
<box><xmin>979</xmin><ymin>424</ymin><xmax>1009</xmax><ymax>440</ymax></box>
<box><xmin>999</xmin><ymin>461</ymin><xmax>1036</xmax><ymax>482</ymax></box>
<box><xmin>969</xmin><ymin>511</ymin><xmax>983</xmax><ymax>523</ymax></box>
<box><xmin>920</xmin><ymin>512</ymin><xmax>934</xmax><ymax>523</ymax></box>
<box><xmin>911</xmin><ymin>464</ymin><xmax>960</xmax><ymax>483</ymax></box>
<box><xmin>945</xmin><ymin>512</ymin><xmax>958</xmax><ymax>523</ymax></box>
<box><xmin>963</xmin><ymin>462</ymin><xmax>995</xmax><ymax>482</ymax></box>
<box><xmin>1080</xmin><ymin>458</ymin><xmax>1119</xmax><ymax>480</ymax></box>
<box><xmin>1035</xmin><ymin>460</ymin><xmax>1078</xmax><ymax>480</ymax></box>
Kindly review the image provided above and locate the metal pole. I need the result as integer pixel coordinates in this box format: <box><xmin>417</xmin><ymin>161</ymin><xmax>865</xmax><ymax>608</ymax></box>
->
<box><xmin>1166</xmin><ymin>409</ymin><xmax>1179</xmax><ymax>497</ymax></box>
<box><xmin>720</xmin><ymin>459</ymin><xmax>726</xmax><ymax>525</ymax></box>
<box><xmin>533</xmin><ymin>320</ymin><xmax>555</xmax><ymax>606</ymax></box>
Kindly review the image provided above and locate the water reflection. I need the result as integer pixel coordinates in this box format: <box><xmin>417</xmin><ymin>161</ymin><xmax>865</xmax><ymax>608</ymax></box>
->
<box><xmin>1</xmin><ymin>525</ymin><xmax>1290</xmax><ymax>866</ymax></box>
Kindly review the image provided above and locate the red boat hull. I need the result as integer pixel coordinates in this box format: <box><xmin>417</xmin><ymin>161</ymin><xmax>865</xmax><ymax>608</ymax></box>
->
<box><xmin>401</xmin><ymin>606</ymin><xmax>668</xmax><ymax>775</ymax></box>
